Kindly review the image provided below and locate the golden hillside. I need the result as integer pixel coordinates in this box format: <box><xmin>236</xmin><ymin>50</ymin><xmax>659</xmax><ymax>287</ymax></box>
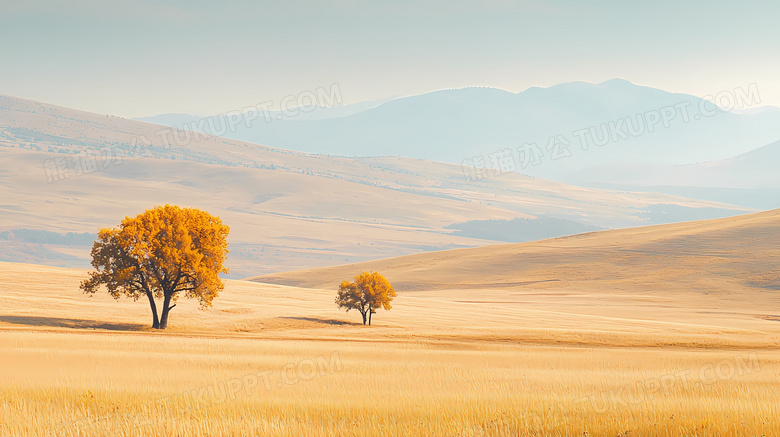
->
<box><xmin>251</xmin><ymin>209</ymin><xmax>780</xmax><ymax>294</ymax></box>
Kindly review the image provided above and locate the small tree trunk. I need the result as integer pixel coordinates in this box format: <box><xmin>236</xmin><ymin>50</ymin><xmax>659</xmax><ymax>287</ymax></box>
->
<box><xmin>361</xmin><ymin>311</ymin><xmax>367</xmax><ymax>325</ymax></box>
<box><xmin>146</xmin><ymin>291</ymin><xmax>160</xmax><ymax>329</ymax></box>
<box><xmin>159</xmin><ymin>294</ymin><xmax>174</xmax><ymax>329</ymax></box>
<box><xmin>369</xmin><ymin>310</ymin><xmax>373</xmax><ymax>326</ymax></box>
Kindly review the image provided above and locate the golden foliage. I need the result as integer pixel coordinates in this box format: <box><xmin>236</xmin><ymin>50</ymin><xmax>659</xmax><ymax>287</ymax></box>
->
<box><xmin>80</xmin><ymin>204</ymin><xmax>229</xmax><ymax>328</ymax></box>
<box><xmin>335</xmin><ymin>272</ymin><xmax>396</xmax><ymax>324</ymax></box>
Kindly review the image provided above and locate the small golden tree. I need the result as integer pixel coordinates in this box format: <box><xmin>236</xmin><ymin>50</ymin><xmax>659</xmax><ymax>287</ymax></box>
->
<box><xmin>336</xmin><ymin>272</ymin><xmax>396</xmax><ymax>325</ymax></box>
<box><xmin>81</xmin><ymin>205</ymin><xmax>229</xmax><ymax>329</ymax></box>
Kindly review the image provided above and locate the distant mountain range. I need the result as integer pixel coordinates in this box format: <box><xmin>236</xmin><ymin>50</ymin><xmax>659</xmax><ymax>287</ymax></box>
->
<box><xmin>135</xmin><ymin>79</ymin><xmax>780</xmax><ymax>189</ymax></box>
<box><xmin>134</xmin><ymin>96</ymin><xmax>397</xmax><ymax>126</ymax></box>
<box><xmin>596</xmin><ymin>138</ymin><xmax>780</xmax><ymax>209</ymax></box>
<box><xmin>650</xmin><ymin>139</ymin><xmax>780</xmax><ymax>189</ymax></box>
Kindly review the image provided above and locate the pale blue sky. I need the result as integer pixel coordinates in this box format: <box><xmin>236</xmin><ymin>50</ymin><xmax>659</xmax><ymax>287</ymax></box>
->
<box><xmin>1</xmin><ymin>0</ymin><xmax>778</xmax><ymax>117</ymax></box>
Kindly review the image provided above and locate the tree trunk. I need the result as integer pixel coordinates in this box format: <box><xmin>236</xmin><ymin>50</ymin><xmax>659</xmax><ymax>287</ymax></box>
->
<box><xmin>369</xmin><ymin>310</ymin><xmax>372</xmax><ymax>326</ymax></box>
<box><xmin>146</xmin><ymin>291</ymin><xmax>160</xmax><ymax>329</ymax></box>
<box><xmin>361</xmin><ymin>311</ymin><xmax>367</xmax><ymax>325</ymax></box>
<box><xmin>159</xmin><ymin>294</ymin><xmax>174</xmax><ymax>329</ymax></box>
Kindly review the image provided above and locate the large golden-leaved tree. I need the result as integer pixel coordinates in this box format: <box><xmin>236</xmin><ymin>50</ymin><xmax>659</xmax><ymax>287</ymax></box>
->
<box><xmin>336</xmin><ymin>272</ymin><xmax>396</xmax><ymax>325</ymax></box>
<box><xmin>81</xmin><ymin>205</ymin><xmax>230</xmax><ymax>329</ymax></box>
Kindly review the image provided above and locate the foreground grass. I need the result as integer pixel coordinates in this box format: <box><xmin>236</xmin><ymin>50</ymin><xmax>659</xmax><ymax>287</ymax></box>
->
<box><xmin>0</xmin><ymin>330</ymin><xmax>777</xmax><ymax>436</ymax></box>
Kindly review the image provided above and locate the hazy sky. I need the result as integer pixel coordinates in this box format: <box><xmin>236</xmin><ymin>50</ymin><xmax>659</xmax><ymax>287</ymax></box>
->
<box><xmin>1</xmin><ymin>0</ymin><xmax>778</xmax><ymax>118</ymax></box>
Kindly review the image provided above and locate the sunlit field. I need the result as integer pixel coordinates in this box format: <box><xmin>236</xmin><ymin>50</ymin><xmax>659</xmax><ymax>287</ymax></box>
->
<box><xmin>0</xmin><ymin>331</ymin><xmax>777</xmax><ymax>436</ymax></box>
<box><xmin>2</xmin><ymin>225</ymin><xmax>780</xmax><ymax>437</ymax></box>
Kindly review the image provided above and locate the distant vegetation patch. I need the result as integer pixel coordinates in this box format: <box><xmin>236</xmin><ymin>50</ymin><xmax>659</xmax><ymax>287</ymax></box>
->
<box><xmin>445</xmin><ymin>216</ymin><xmax>602</xmax><ymax>243</ymax></box>
<box><xmin>0</xmin><ymin>229</ymin><xmax>96</xmax><ymax>245</ymax></box>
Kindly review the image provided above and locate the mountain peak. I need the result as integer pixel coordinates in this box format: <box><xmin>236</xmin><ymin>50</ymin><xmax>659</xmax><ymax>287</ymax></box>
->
<box><xmin>597</xmin><ymin>78</ymin><xmax>637</xmax><ymax>87</ymax></box>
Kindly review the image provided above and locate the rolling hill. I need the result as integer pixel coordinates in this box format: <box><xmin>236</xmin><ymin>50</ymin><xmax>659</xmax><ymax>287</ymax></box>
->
<box><xmin>250</xmin><ymin>208</ymin><xmax>780</xmax><ymax>298</ymax></box>
<box><xmin>0</xmin><ymin>94</ymin><xmax>753</xmax><ymax>278</ymax></box>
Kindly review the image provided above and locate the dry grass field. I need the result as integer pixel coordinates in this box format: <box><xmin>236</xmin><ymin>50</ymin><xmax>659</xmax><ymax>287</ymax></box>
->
<box><xmin>1</xmin><ymin>332</ymin><xmax>776</xmax><ymax>436</ymax></box>
<box><xmin>1</xmin><ymin>210</ymin><xmax>779</xmax><ymax>436</ymax></box>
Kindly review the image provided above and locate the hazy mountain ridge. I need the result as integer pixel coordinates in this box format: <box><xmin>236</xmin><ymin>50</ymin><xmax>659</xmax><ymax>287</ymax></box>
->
<box><xmin>134</xmin><ymin>96</ymin><xmax>398</xmax><ymax>127</ymax></box>
<box><xmin>132</xmin><ymin>80</ymin><xmax>780</xmax><ymax>187</ymax></box>
<box><xmin>669</xmin><ymin>139</ymin><xmax>780</xmax><ymax>188</ymax></box>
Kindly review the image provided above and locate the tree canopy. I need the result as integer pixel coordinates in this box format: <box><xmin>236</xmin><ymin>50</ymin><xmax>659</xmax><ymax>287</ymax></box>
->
<box><xmin>81</xmin><ymin>204</ymin><xmax>229</xmax><ymax>329</ymax></box>
<box><xmin>336</xmin><ymin>272</ymin><xmax>396</xmax><ymax>325</ymax></box>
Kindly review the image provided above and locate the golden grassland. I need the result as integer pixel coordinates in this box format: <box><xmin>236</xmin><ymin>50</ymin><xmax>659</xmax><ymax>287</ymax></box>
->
<box><xmin>1</xmin><ymin>211</ymin><xmax>780</xmax><ymax>435</ymax></box>
<box><xmin>1</xmin><ymin>273</ymin><xmax>779</xmax><ymax>434</ymax></box>
<box><xmin>1</xmin><ymin>331</ymin><xmax>777</xmax><ymax>437</ymax></box>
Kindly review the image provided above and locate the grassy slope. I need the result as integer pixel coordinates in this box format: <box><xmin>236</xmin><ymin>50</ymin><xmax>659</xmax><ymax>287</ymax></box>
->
<box><xmin>250</xmin><ymin>209</ymin><xmax>780</xmax><ymax>293</ymax></box>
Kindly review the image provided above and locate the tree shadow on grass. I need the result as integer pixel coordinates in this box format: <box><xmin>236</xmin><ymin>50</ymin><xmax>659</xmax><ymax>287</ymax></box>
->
<box><xmin>276</xmin><ymin>316</ymin><xmax>361</xmax><ymax>326</ymax></box>
<box><xmin>0</xmin><ymin>315</ymin><xmax>147</xmax><ymax>331</ymax></box>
